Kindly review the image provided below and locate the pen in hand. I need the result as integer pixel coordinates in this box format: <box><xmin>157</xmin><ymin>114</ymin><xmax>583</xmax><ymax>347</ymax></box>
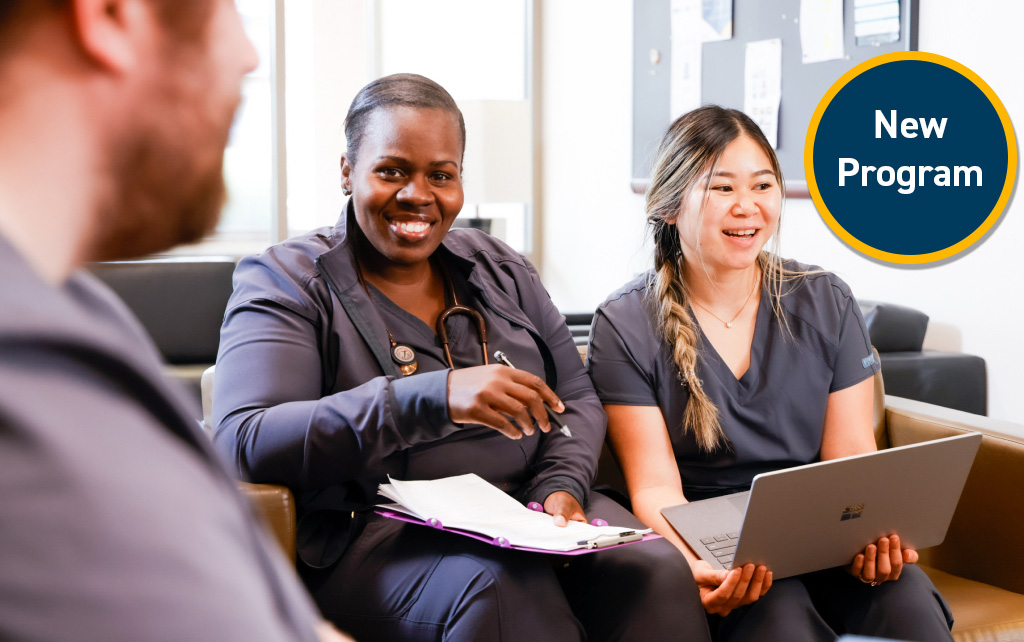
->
<box><xmin>493</xmin><ymin>350</ymin><xmax>573</xmax><ymax>438</ymax></box>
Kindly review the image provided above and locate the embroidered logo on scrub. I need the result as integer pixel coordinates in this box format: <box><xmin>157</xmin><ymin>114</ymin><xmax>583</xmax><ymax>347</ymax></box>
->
<box><xmin>841</xmin><ymin>503</ymin><xmax>865</xmax><ymax>521</ymax></box>
<box><xmin>861</xmin><ymin>353</ymin><xmax>877</xmax><ymax>369</ymax></box>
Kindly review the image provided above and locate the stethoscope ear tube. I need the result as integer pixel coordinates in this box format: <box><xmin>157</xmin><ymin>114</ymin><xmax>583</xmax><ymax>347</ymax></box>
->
<box><xmin>436</xmin><ymin>304</ymin><xmax>489</xmax><ymax>370</ymax></box>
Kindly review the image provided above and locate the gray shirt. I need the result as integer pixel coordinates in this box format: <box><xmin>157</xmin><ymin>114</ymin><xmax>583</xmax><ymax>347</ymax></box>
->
<box><xmin>588</xmin><ymin>263</ymin><xmax>880</xmax><ymax>501</ymax></box>
<box><xmin>0</xmin><ymin>237</ymin><xmax>320</xmax><ymax>641</ymax></box>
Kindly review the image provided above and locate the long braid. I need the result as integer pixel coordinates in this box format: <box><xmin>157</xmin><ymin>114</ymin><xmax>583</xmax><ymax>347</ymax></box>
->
<box><xmin>649</xmin><ymin>222</ymin><xmax>727</xmax><ymax>452</ymax></box>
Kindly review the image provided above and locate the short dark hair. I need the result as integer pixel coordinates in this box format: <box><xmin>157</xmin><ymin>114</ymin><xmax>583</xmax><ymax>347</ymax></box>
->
<box><xmin>343</xmin><ymin>73</ymin><xmax>466</xmax><ymax>165</ymax></box>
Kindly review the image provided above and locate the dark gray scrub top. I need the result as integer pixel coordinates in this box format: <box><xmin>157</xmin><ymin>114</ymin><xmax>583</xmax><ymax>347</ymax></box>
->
<box><xmin>364</xmin><ymin>265</ymin><xmax>556</xmax><ymax>488</ymax></box>
<box><xmin>0</xmin><ymin>236</ymin><xmax>321</xmax><ymax>641</ymax></box>
<box><xmin>588</xmin><ymin>262</ymin><xmax>880</xmax><ymax>501</ymax></box>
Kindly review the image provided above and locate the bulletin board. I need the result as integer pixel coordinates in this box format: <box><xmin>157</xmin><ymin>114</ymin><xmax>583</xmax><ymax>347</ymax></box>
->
<box><xmin>631</xmin><ymin>0</ymin><xmax>918</xmax><ymax>196</ymax></box>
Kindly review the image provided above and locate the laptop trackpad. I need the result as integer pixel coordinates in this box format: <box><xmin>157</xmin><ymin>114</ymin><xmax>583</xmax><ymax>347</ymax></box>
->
<box><xmin>725</xmin><ymin>492</ymin><xmax>749</xmax><ymax>514</ymax></box>
<box><xmin>660</xmin><ymin>491</ymin><xmax>749</xmax><ymax>547</ymax></box>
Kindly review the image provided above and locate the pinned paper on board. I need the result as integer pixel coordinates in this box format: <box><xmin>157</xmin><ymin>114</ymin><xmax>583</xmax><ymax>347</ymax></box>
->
<box><xmin>854</xmin><ymin>0</ymin><xmax>900</xmax><ymax>46</ymax></box>
<box><xmin>800</xmin><ymin>0</ymin><xmax>845</xmax><ymax>64</ymax></box>
<box><xmin>744</xmin><ymin>38</ymin><xmax>782</xmax><ymax>149</ymax></box>
<box><xmin>700</xmin><ymin>0</ymin><xmax>733</xmax><ymax>42</ymax></box>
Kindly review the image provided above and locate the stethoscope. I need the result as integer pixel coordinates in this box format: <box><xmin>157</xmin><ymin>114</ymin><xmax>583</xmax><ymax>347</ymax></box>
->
<box><xmin>436</xmin><ymin>288</ymin><xmax>489</xmax><ymax>371</ymax></box>
<box><xmin>355</xmin><ymin>259</ymin><xmax>488</xmax><ymax>375</ymax></box>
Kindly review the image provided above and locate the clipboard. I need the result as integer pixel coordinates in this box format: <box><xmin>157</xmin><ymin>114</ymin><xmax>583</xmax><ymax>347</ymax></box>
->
<box><xmin>376</xmin><ymin>474</ymin><xmax>663</xmax><ymax>555</ymax></box>
<box><xmin>375</xmin><ymin>508</ymin><xmax>662</xmax><ymax>555</ymax></box>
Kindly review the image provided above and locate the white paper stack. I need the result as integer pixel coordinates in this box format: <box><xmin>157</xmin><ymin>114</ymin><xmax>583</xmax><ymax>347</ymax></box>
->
<box><xmin>378</xmin><ymin>474</ymin><xmax>652</xmax><ymax>553</ymax></box>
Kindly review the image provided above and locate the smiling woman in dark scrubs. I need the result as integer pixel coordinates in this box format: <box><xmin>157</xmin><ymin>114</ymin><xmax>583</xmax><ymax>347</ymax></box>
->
<box><xmin>212</xmin><ymin>74</ymin><xmax>710</xmax><ymax>642</ymax></box>
<box><xmin>587</xmin><ymin>105</ymin><xmax>954</xmax><ymax>641</ymax></box>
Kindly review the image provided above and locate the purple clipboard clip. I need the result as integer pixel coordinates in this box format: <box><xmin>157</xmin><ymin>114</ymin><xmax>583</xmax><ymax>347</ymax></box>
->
<box><xmin>374</xmin><ymin>509</ymin><xmax>662</xmax><ymax>555</ymax></box>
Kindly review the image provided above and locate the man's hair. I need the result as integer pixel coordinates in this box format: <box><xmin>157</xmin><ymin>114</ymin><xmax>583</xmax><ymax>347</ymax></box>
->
<box><xmin>0</xmin><ymin>0</ymin><xmax>214</xmax><ymax>60</ymax></box>
<box><xmin>0</xmin><ymin>1</ymin><xmax>51</xmax><ymax>57</ymax></box>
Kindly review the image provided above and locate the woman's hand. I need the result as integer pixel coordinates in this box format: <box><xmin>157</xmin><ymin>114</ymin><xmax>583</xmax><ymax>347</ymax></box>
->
<box><xmin>691</xmin><ymin>561</ymin><xmax>772</xmax><ymax>616</ymax></box>
<box><xmin>543</xmin><ymin>491</ymin><xmax>587</xmax><ymax>527</ymax></box>
<box><xmin>847</xmin><ymin>534</ymin><xmax>918</xmax><ymax>586</ymax></box>
<box><xmin>447</xmin><ymin>365</ymin><xmax>564</xmax><ymax>439</ymax></box>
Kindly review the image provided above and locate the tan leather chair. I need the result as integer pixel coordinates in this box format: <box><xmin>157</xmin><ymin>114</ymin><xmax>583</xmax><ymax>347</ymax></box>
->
<box><xmin>867</xmin><ymin>354</ymin><xmax>1024</xmax><ymax>641</ymax></box>
<box><xmin>201</xmin><ymin>366</ymin><xmax>298</xmax><ymax>561</ymax></box>
<box><xmin>881</xmin><ymin>394</ymin><xmax>1024</xmax><ymax>641</ymax></box>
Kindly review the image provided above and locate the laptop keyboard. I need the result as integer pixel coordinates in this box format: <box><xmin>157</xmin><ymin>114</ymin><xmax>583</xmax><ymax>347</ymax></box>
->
<box><xmin>699</xmin><ymin>532</ymin><xmax>740</xmax><ymax>565</ymax></box>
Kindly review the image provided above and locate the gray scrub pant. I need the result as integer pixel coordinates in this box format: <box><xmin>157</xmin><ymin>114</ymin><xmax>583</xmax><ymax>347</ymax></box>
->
<box><xmin>713</xmin><ymin>565</ymin><xmax>954</xmax><ymax>642</ymax></box>
<box><xmin>303</xmin><ymin>492</ymin><xmax>711</xmax><ymax>642</ymax></box>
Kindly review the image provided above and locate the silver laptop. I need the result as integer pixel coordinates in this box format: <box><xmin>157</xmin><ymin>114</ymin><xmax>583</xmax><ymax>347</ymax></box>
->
<box><xmin>661</xmin><ymin>432</ymin><xmax>982</xmax><ymax>579</ymax></box>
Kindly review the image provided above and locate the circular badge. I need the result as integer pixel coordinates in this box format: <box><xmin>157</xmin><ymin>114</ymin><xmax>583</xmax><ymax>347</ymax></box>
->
<box><xmin>806</xmin><ymin>52</ymin><xmax>1016</xmax><ymax>264</ymax></box>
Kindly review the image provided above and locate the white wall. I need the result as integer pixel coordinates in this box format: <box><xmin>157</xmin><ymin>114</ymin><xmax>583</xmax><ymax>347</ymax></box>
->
<box><xmin>540</xmin><ymin>0</ymin><xmax>1023</xmax><ymax>426</ymax></box>
<box><xmin>538</xmin><ymin>1</ymin><xmax>651</xmax><ymax>306</ymax></box>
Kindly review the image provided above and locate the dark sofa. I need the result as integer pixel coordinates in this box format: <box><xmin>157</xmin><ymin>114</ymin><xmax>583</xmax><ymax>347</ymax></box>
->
<box><xmin>87</xmin><ymin>258</ymin><xmax>236</xmax><ymax>403</ymax></box>
<box><xmin>859</xmin><ymin>300</ymin><xmax>987</xmax><ymax>416</ymax></box>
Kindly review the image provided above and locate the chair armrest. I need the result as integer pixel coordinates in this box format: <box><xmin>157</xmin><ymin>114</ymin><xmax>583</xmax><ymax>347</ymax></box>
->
<box><xmin>238</xmin><ymin>482</ymin><xmax>297</xmax><ymax>562</ymax></box>
<box><xmin>884</xmin><ymin>395</ymin><xmax>1024</xmax><ymax>594</ymax></box>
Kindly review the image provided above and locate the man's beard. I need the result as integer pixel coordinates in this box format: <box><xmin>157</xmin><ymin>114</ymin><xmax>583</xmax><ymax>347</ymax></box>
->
<box><xmin>87</xmin><ymin>66</ymin><xmax>238</xmax><ymax>262</ymax></box>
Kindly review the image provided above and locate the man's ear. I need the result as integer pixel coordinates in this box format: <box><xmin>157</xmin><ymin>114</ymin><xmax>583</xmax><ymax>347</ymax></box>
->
<box><xmin>69</xmin><ymin>0</ymin><xmax>148</xmax><ymax>73</ymax></box>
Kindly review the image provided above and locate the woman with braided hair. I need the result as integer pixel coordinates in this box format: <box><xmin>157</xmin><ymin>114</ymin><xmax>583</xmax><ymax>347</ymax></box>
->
<box><xmin>587</xmin><ymin>105</ymin><xmax>954</xmax><ymax>641</ymax></box>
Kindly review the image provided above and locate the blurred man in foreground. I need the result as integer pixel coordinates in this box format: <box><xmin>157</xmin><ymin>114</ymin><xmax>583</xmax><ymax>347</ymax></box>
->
<box><xmin>0</xmin><ymin>1</ymin><xmax>349</xmax><ymax>639</ymax></box>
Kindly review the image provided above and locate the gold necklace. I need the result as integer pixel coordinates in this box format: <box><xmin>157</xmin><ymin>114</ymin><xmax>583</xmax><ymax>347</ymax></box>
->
<box><xmin>689</xmin><ymin>278</ymin><xmax>759</xmax><ymax>329</ymax></box>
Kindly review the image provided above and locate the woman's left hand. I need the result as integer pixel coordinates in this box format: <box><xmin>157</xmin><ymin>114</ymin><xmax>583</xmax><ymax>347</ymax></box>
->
<box><xmin>847</xmin><ymin>534</ymin><xmax>918</xmax><ymax>585</ymax></box>
<box><xmin>544</xmin><ymin>491</ymin><xmax>587</xmax><ymax>527</ymax></box>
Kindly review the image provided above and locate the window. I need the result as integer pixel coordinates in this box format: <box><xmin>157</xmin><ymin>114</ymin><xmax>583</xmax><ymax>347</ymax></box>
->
<box><xmin>220</xmin><ymin>0</ymin><xmax>275</xmax><ymax>241</ymax></box>
<box><xmin>176</xmin><ymin>0</ymin><xmax>535</xmax><ymax>257</ymax></box>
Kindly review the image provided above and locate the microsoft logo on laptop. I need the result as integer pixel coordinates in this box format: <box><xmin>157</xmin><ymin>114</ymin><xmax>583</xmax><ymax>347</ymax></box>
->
<box><xmin>841</xmin><ymin>504</ymin><xmax>865</xmax><ymax>521</ymax></box>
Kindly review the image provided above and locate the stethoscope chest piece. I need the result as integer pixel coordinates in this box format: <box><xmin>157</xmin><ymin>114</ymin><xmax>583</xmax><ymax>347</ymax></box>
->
<box><xmin>391</xmin><ymin>343</ymin><xmax>418</xmax><ymax>376</ymax></box>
